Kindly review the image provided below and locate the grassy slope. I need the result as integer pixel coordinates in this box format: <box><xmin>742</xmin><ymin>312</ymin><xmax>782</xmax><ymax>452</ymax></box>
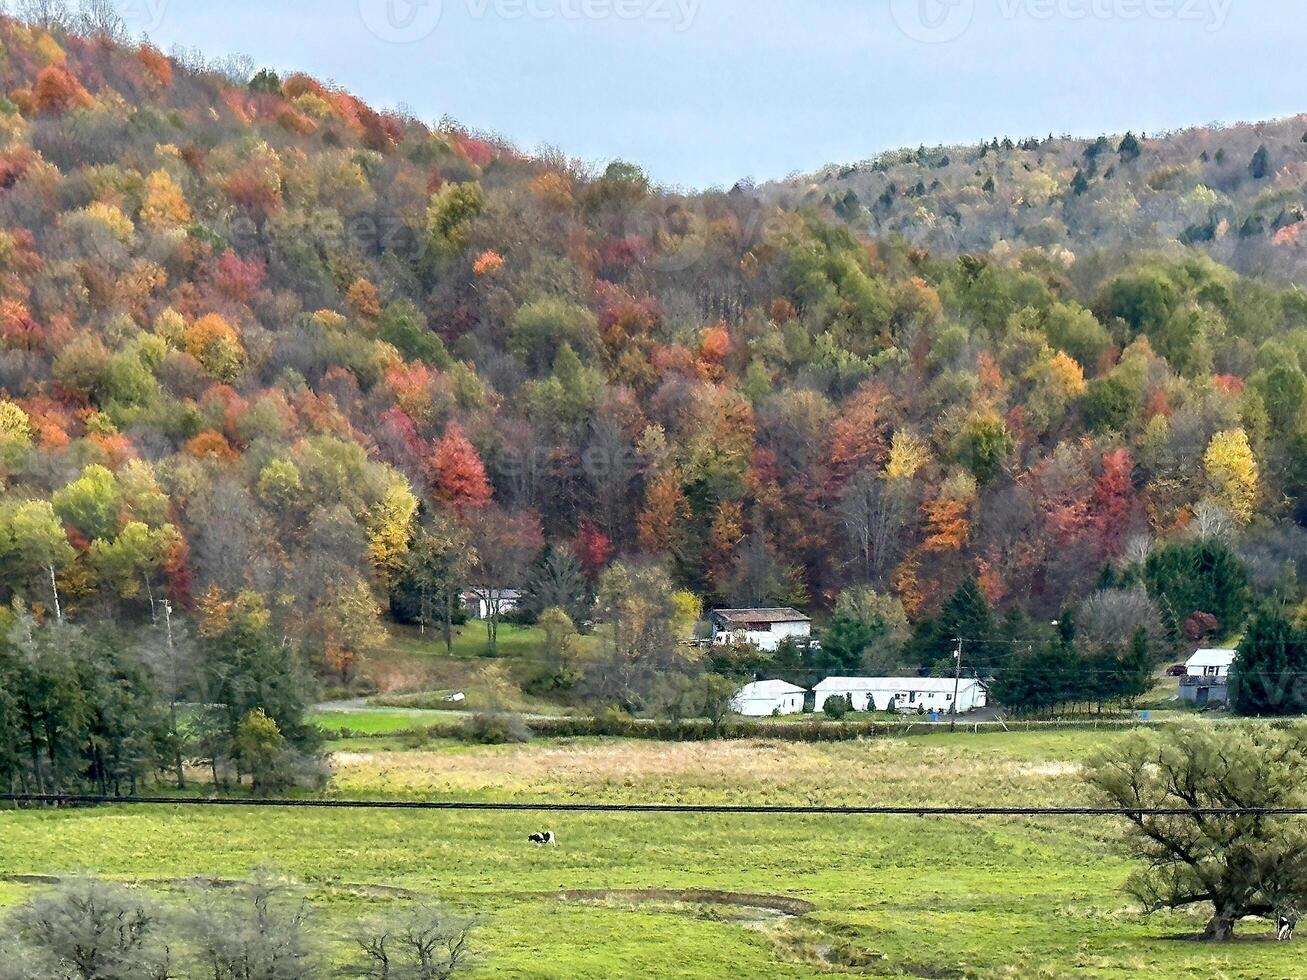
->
<box><xmin>0</xmin><ymin>731</ymin><xmax>1299</xmax><ymax>978</ymax></box>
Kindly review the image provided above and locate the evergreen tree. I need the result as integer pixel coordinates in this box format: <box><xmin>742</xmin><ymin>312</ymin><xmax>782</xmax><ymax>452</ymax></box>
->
<box><xmin>821</xmin><ymin>614</ymin><xmax>876</xmax><ymax>674</ymax></box>
<box><xmin>1229</xmin><ymin>606</ymin><xmax>1307</xmax><ymax>716</ymax></box>
<box><xmin>1118</xmin><ymin>132</ymin><xmax>1141</xmax><ymax>163</ymax></box>
<box><xmin>1250</xmin><ymin>144</ymin><xmax>1272</xmax><ymax>180</ymax></box>
<box><xmin>1143</xmin><ymin>538</ymin><xmax>1249</xmax><ymax>634</ymax></box>
<box><xmin>907</xmin><ymin>579</ymin><xmax>1003</xmax><ymax>676</ymax></box>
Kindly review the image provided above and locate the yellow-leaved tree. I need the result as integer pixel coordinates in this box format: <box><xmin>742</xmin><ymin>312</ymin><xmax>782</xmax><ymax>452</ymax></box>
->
<box><xmin>184</xmin><ymin>313</ymin><xmax>247</xmax><ymax>383</ymax></box>
<box><xmin>139</xmin><ymin>170</ymin><xmax>191</xmax><ymax>227</ymax></box>
<box><xmin>884</xmin><ymin>430</ymin><xmax>930</xmax><ymax>481</ymax></box>
<box><xmin>1203</xmin><ymin>428</ymin><xmax>1258</xmax><ymax>525</ymax></box>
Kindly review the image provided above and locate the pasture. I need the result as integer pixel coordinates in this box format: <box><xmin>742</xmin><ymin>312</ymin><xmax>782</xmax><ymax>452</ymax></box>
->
<box><xmin>0</xmin><ymin>729</ymin><xmax>1300</xmax><ymax>978</ymax></box>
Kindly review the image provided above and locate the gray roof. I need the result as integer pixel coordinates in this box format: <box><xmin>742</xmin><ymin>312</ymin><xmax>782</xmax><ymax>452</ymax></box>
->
<box><xmin>734</xmin><ymin>679</ymin><xmax>807</xmax><ymax>699</ymax></box>
<box><xmin>712</xmin><ymin>607</ymin><xmax>811</xmax><ymax>625</ymax></box>
<box><xmin>814</xmin><ymin>676</ymin><xmax>983</xmax><ymax>693</ymax></box>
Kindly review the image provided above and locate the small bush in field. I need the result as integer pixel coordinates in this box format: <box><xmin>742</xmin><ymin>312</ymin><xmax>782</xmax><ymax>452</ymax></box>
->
<box><xmin>460</xmin><ymin>713</ymin><xmax>531</xmax><ymax>744</ymax></box>
<box><xmin>823</xmin><ymin>696</ymin><xmax>849</xmax><ymax>720</ymax></box>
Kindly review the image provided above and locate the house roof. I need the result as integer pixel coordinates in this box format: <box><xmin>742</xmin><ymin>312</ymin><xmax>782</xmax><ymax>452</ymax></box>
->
<box><xmin>712</xmin><ymin>608</ymin><xmax>811</xmax><ymax>626</ymax></box>
<box><xmin>814</xmin><ymin>676</ymin><xmax>984</xmax><ymax>694</ymax></box>
<box><xmin>734</xmin><ymin>679</ymin><xmax>807</xmax><ymax>699</ymax></box>
<box><xmin>462</xmin><ymin>588</ymin><xmax>523</xmax><ymax>600</ymax></box>
<box><xmin>1186</xmin><ymin>649</ymin><xmax>1237</xmax><ymax>669</ymax></box>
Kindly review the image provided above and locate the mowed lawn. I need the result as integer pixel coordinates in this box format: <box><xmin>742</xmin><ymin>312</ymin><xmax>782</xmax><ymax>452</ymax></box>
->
<box><xmin>0</xmin><ymin>731</ymin><xmax>1300</xmax><ymax>978</ymax></box>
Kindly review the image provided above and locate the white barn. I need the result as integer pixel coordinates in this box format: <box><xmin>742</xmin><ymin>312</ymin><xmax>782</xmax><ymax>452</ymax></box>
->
<box><xmin>813</xmin><ymin>677</ymin><xmax>987</xmax><ymax>715</ymax></box>
<box><xmin>711</xmin><ymin>608</ymin><xmax>811</xmax><ymax>652</ymax></box>
<box><xmin>730</xmin><ymin>679</ymin><xmax>807</xmax><ymax>717</ymax></box>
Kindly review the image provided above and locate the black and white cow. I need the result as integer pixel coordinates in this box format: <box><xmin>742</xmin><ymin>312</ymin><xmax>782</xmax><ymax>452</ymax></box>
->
<box><xmin>528</xmin><ymin>830</ymin><xmax>557</xmax><ymax>847</ymax></box>
<box><xmin>1277</xmin><ymin>911</ymin><xmax>1297</xmax><ymax>942</ymax></box>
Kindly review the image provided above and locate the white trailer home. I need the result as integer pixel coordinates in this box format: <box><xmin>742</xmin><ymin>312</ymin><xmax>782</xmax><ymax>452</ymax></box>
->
<box><xmin>730</xmin><ymin>679</ymin><xmax>807</xmax><ymax>717</ymax></box>
<box><xmin>710</xmin><ymin>608</ymin><xmax>811</xmax><ymax>652</ymax></box>
<box><xmin>813</xmin><ymin>677</ymin><xmax>987</xmax><ymax>715</ymax></box>
<box><xmin>1179</xmin><ymin>648</ymin><xmax>1237</xmax><ymax>706</ymax></box>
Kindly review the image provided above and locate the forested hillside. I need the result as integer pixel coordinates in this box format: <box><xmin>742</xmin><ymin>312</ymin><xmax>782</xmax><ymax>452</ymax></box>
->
<box><xmin>773</xmin><ymin>118</ymin><xmax>1307</xmax><ymax>282</ymax></box>
<box><xmin>0</xmin><ymin>11</ymin><xmax>1303</xmax><ymax>702</ymax></box>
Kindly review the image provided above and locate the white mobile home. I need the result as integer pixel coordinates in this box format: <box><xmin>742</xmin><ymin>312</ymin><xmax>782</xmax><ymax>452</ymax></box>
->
<box><xmin>711</xmin><ymin>608</ymin><xmax>811</xmax><ymax>652</ymax></box>
<box><xmin>1179</xmin><ymin>648</ymin><xmax>1236</xmax><ymax>706</ymax></box>
<box><xmin>730</xmin><ymin>679</ymin><xmax>807</xmax><ymax>717</ymax></box>
<box><xmin>813</xmin><ymin>677</ymin><xmax>987</xmax><ymax>715</ymax></box>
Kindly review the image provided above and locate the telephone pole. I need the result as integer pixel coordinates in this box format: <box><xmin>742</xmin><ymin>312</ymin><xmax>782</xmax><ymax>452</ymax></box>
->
<box><xmin>951</xmin><ymin>636</ymin><xmax>963</xmax><ymax>732</ymax></box>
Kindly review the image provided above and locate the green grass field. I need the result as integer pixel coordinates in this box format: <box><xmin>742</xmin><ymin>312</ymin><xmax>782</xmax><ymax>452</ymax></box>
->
<box><xmin>1</xmin><ymin>729</ymin><xmax>1300</xmax><ymax>977</ymax></box>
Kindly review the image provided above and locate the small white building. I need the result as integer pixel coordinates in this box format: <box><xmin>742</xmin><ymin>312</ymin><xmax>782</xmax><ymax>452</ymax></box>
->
<box><xmin>730</xmin><ymin>679</ymin><xmax>807</xmax><ymax>717</ymax></box>
<box><xmin>711</xmin><ymin>608</ymin><xmax>812</xmax><ymax>652</ymax></box>
<box><xmin>461</xmin><ymin>588</ymin><xmax>523</xmax><ymax>620</ymax></box>
<box><xmin>1180</xmin><ymin>649</ymin><xmax>1237</xmax><ymax>706</ymax></box>
<box><xmin>813</xmin><ymin>677</ymin><xmax>988</xmax><ymax>715</ymax></box>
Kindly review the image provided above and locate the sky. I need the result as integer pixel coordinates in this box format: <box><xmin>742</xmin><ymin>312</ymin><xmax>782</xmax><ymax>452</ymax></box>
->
<box><xmin>126</xmin><ymin>0</ymin><xmax>1307</xmax><ymax>190</ymax></box>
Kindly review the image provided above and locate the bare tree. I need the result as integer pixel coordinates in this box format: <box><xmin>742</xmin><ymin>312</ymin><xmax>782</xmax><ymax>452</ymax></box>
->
<box><xmin>182</xmin><ymin>876</ymin><xmax>321</xmax><ymax>980</ymax></box>
<box><xmin>355</xmin><ymin>906</ymin><xmax>474</xmax><ymax>979</ymax></box>
<box><xmin>837</xmin><ymin>469</ymin><xmax>912</xmax><ymax>586</ymax></box>
<box><xmin>467</xmin><ymin>508</ymin><xmax>542</xmax><ymax>654</ymax></box>
<box><xmin>16</xmin><ymin>0</ymin><xmax>71</xmax><ymax>31</ymax></box>
<box><xmin>1189</xmin><ymin>500</ymin><xmax>1235</xmax><ymax>540</ymax></box>
<box><xmin>1077</xmin><ymin>587</ymin><xmax>1167</xmax><ymax>656</ymax></box>
<box><xmin>75</xmin><ymin>0</ymin><xmax>124</xmax><ymax>41</ymax></box>
<box><xmin>0</xmin><ymin>877</ymin><xmax>172</xmax><ymax>980</ymax></box>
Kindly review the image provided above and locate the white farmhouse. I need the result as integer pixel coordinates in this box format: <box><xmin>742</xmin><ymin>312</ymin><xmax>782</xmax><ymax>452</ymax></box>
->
<box><xmin>813</xmin><ymin>677</ymin><xmax>988</xmax><ymax>715</ymax></box>
<box><xmin>1180</xmin><ymin>648</ymin><xmax>1237</xmax><ymax>706</ymax></box>
<box><xmin>711</xmin><ymin>608</ymin><xmax>812</xmax><ymax>652</ymax></box>
<box><xmin>460</xmin><ymin>588</ymin><xmax>523</xmax><ymax>620</ymax></box>
<box><xmin>730</xmin><ymin>679</ymin><xmax>807</xmax><ymax>717</ymax></box>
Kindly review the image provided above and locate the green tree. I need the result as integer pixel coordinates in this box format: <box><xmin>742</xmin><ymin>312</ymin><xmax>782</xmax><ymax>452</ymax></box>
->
<box><xmin>951</xmin><ymin>412</ymin><xmax>1012</xmax><ymax>483</ymax></box>
<box><xmin>1084</xmin><ymin>724</ymin><xmax>1307</xmax><ymax>940</ymax></box>
<box><xmin>1229</xmin><ymin>605</ymin><xmax>1307</xmax><ymax>716</ymax></box>
<box><xmin>1</xmin><ymin>500</ymin><xmax>75</xmax><ymax>620</ymax></box>
<box><xmin>1250</xmin><ymin>144</ymin><xmax>1272</xmax><ymax>179</ymax></box>
<box><xmin>907</xmin><ymin>579</ymin><xmax>1003</xmax><ymax>676</ymax></box>
<box><xmin>426</xmin><ymin>181</ymin><xmax>484</xmax><ymax>257</ymax></box>
<box><xmin>52</xmin><ymin>464</ymin><xmax>121</xmax><ymax>541</ymax></box>
<box><xmin>391</xmin><ymin>517</ymin><xmax>474</xmax><ymax>656</ymax></box>
<box><xmin>509</xmin><ymin>298</ymin><xmax>600</xmax><ymax>374</ymax></box>
<box><xmin>1082</xmin><ymin>375</ymin><xmax>1141</xmax><ymax>433</ymax></box>
<box><xmin>234</xmin><ymin>708</ymin><xmax>288</xmax><ymax>795</ymax></box>
<box><xmin>1143</xmin><ymin>538</ymin><xmax>1249</xmax><ymax>635</ymax></box>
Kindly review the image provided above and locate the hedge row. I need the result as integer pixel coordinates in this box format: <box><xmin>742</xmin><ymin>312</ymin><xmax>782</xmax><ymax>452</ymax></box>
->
<box><xmin>327</xmin><ymin>714</ymin><xmax>1163</xmax><ymax>743</ymax></box>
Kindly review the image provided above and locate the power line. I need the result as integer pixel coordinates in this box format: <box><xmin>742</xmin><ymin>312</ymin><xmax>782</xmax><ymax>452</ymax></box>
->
<box><xmin>4</xmin><ymin>794</ymin><xmax>1307</xmax><ymax>817</ymax></box>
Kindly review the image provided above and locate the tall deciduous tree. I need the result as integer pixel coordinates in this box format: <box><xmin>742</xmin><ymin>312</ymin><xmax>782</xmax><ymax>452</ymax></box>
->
<box><xmin>430</xmin><ymin>423</ymin><xmax>492</xmax><ymax>516</ymax></box>
<box><xmin>1084</xmin><ymin>724</ymin><xmax>1307</xmax><ymax>941</ymax></box>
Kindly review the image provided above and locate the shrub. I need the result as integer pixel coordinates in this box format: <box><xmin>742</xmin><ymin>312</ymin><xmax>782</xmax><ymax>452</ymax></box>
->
<box><xmin>822</xmin><ymin>696</ymin><xmax>849</xmax><ymax>720</ymax></box>
<box><xmin>459</xmin><ymin>713</ymin><xmax>531</xmax><ymax>745</ymax></box>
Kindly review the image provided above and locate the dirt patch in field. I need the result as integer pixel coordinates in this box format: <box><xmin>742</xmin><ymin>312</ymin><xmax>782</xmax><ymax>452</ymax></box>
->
<box><xmin>0</xmin><ymin>873</ymin><xmax>428</xmax><ymax>901</ymax></box>
<box><xmin>548</xmin><ymin>887</ymin><xmax>814</xmax><ymax>917</ymax></box>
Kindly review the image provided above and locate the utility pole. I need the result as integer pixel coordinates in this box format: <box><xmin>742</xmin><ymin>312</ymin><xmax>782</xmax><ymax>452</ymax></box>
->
<box><xmin>951</xmin><ymin>636</ymin><xmax>963</xmax><ymax>732</ymax></box>
<box><xmin>163</xmin><ymin>599</ymin><xmax>185</xmax><ymax>789</ymax></box>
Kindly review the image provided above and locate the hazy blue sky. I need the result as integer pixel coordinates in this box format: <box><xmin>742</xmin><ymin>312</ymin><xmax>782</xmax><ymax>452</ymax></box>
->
<box><xmin>129</xmin><ymin>0</ymin><xmax>1306</xmax><ymax>189</ymax></box>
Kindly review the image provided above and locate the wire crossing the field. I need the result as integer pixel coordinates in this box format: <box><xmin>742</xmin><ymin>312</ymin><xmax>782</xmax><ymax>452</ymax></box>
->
<box><xmin>4</xmin><ymin>794</ymin><xmax>1307</xmax><ymax>817</ymax></box>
